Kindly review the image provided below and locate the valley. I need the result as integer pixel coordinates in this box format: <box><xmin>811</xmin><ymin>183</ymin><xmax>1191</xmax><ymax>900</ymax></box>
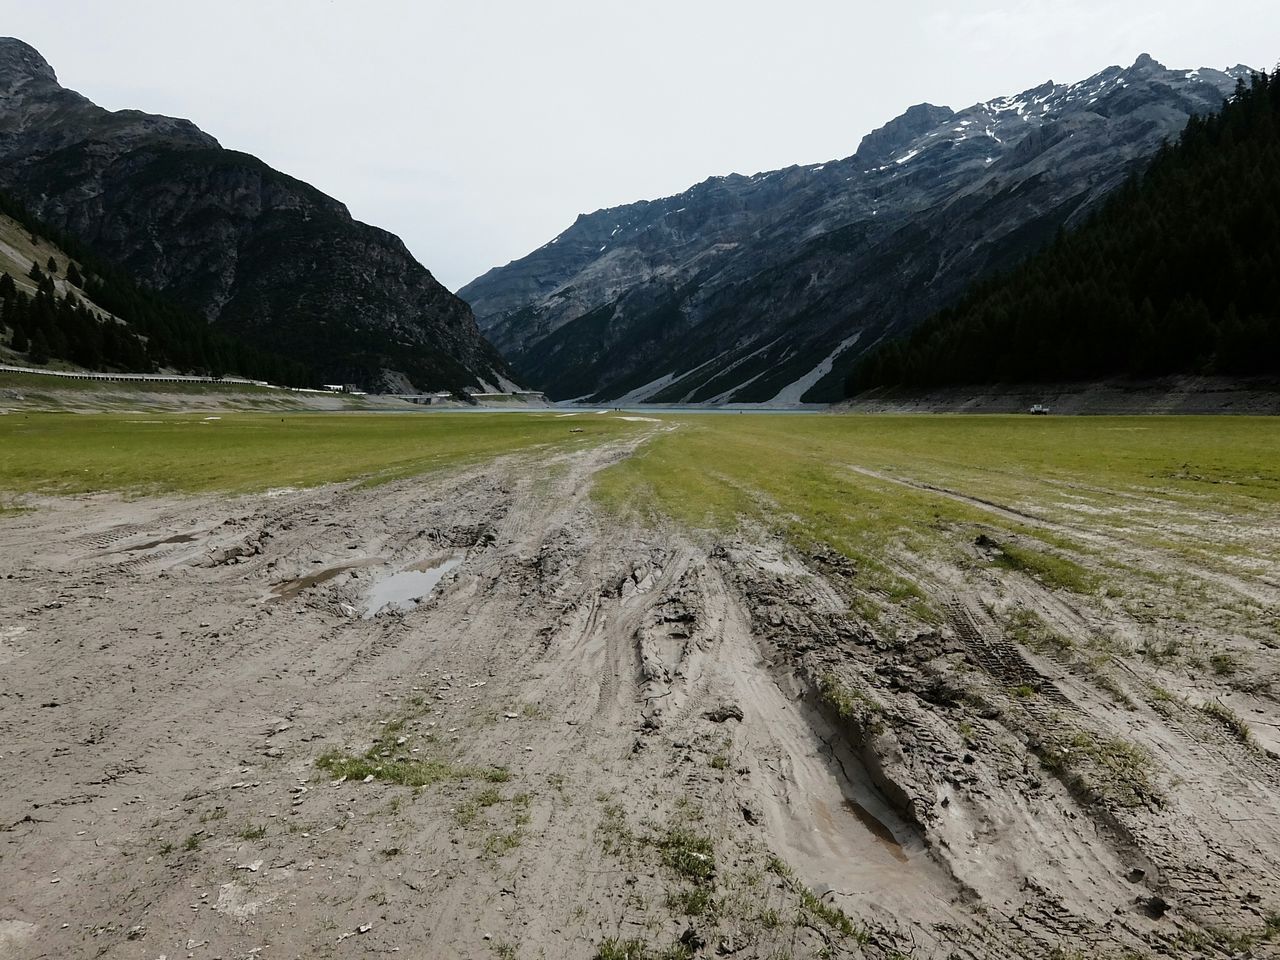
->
<box><xmin>2</xmin><ymin>412</ymin><xmax>1277</xmax><ymax>959</ymax></box>
<box><xmin>1</xmin><ymin>15</ymin><xmax>1278</xmax><ymax>960</ymax></box>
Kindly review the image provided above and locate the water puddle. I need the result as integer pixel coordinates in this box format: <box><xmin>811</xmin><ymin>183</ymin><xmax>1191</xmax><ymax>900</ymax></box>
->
<box><xmin>271</xmin><ymin>558</ymin><xmax>381</xmax><ymax>600</ymax></box>
<box><xmin>842</xmin><ymin>799</ymin><xmax>910</xmax><ymax>863</ymax></box>
<box><xmin>362</xmin><ymin>554</ymin><xmax>463</xmax><ymax>618</ymax></box>
<box><xmin>114</xmin><ymin>532</ymin><xmax>199</xmax><ymax>553</ymax></box>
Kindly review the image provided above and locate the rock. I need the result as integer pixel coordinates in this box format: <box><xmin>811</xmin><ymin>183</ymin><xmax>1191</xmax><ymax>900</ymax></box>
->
<box><xmin>704</xmin><ymin>704</ymin><xmax>744</xmax><ymax>723</ymax></box>
<box><xmin>1139</xmin><ymin>895</ymin><xmax>1170</xmax><ymax>919</ymax></box>
<box><xmin>679</xmin><ymin>927</ymin><xmax>706</xmax><ymax>951</ymax></box>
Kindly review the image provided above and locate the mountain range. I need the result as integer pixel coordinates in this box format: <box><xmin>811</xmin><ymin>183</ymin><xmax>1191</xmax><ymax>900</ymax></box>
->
<box><xmin>461</xmin><ymin>55</ymin><xmax>1252</xmax><ymax>403</ymax></box>
<box><xmin>850</xmin><ymin>68</ymin><xmax>1280</xmax><ymax>392</ymax></box>
<box><xmin>0</xmin><ymin>37</ymin><xmax>511</xmax><ymax>393</ymax></box>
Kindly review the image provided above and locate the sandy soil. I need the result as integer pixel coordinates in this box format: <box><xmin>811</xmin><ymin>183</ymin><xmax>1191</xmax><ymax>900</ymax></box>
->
<box><xmin>2</xmin><ymin>433</ymin><xmax>1279</xmax><ymax>959</ymax></box>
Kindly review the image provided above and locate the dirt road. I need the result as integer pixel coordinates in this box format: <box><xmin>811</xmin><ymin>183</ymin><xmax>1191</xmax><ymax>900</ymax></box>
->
<box><xmin>2</xmin><ymin>433</ymin><xmax>1279</xmax><ymax>959</ymax></box>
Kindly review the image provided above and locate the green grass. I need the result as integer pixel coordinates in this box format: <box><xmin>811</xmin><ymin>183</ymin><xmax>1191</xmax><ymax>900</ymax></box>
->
<box><xmin>316</xmin><ymin>723</ymin><xmax>510</xmax><ymax>789</ymax></box>
<box><xmin>1033</xmin><ymin>729</ymin><xmax>1161</xmax><ymax>808</ymax></box>
<box><xmin>818</xmin><ymin>672</ymin><xmax>886</xmax><ymax>734</ymax></box>
<box><xmin>1199</xmin><ymin>700</ymin><xmax>1258</xmax><ymax>749</ymax></box>
<box><xmin>765</xmin><ymin>852</ymin><xmax>867</xmax><ymax>943</ymax></box>
<box><xmin>989</xmin><ymin>540</ymin><xmax>1098</xmax><ymax>593</ymax></box>
<box><xmin>0</xmin><ymin>411</ymin><xmax>644</xmax><ymax>497</ymax></box>
<box><xmin>656</xmin><ymin>825</ymin><xmax>716</xmax><ymax>884</ymax></box>
<box><xmin>593</xmin><ymin>415</ymin><xmax>1280</xmax><ymax>619</ymax></box>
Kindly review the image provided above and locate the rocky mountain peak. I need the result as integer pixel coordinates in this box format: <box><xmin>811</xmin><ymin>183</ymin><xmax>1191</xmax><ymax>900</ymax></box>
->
<box><xmin>462</xmin><ymin>54</ymin><xmax>1250</xmax><ymax>404</ymax></box>
<box><xmin>0</xmin><ymin>37</ymin><xmax>58</xmax><ymax>91</ymax></box>
<box><xmin>1130</xmin><ymin>52</ymin><xmax>1164</xmax><ymax>72</ymax></box>
<box><xmin>854</xmin><ymin>102</ymin><xmax>956</xmax><ymax>167</ymax></box>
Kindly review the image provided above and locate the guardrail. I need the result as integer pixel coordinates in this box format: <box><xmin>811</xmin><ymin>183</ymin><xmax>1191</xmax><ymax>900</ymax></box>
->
<box><xmin>1</xmin><ymin>363</ymin><xmax>272</xmax><ymax>389</ymax></box>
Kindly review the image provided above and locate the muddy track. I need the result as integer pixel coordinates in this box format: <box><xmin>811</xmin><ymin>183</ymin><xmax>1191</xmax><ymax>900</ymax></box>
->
<box><xmin>2</xmin><ymin>434</ymin><xmax>1279</xmax><ymax>959</ymax></box>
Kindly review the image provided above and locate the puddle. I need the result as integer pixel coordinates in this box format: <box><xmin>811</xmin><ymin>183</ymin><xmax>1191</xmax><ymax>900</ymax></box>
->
<box><xmin>112</xmin><ymin>532</ymin><xmax>200</xmax><ymax>553</ymax></box>
<box><xmin>362</xmin><ymin>555</ymin><xmax>463</xmax><ymax>618</ymax></box>
<box><xmin>271</xmin><ymin>558</ymin><xmax>381</xmax><ymax>600</ymax></box>
<box><xmin>843</xmin><ymin>799</ymin><xmax>910</xmax><ymax>863</ymax></box>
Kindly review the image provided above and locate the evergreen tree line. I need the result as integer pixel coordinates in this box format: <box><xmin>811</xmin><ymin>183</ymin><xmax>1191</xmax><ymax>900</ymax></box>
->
<box><xmin>847</xmin><ymin>69</ymin><xmax>1280</xmax><ymax>393</ymax></box>
<box><xmin>0</xmin><ymin>192</ymin><xmax>314</xmax><ymax>386</ymax></box>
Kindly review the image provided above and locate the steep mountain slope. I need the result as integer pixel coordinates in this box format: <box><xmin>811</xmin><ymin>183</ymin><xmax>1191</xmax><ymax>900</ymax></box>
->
<box><xmin>462</xmin><ymin>55</ymin><xmax>1250</xmax><ymax>403</ymax></box>
<box><xmin>849</xmin><ymin>70</ymin><xmax>1280</xmax><ymax>391</ymax></box>
<box><xmin>0</xmin><ymin>38</ymin><xmax>511</xmax><ymax>393</ymax></box>
<box><xmin>0</xmin><ymin>190</ymin><xmax>312</xmax><ymax>382</ymax></box>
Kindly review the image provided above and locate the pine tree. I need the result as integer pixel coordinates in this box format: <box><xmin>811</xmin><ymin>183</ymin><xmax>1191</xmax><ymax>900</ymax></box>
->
<box><xmin>28</xmin><ymin>329</ymin><xmax>50</xmax><ymax>365</ymax></box>
<box><xmin>46</xmin><ymin>256</ymin><xmax>58</xmax><ymax>275</ymax></box>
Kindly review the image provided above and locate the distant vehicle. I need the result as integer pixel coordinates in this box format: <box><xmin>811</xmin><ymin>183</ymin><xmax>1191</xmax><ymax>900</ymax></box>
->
<box><xmin>1030</xmin><ymin>404</ymin><xmax>1050</xmax><ymax>415</ymax></box>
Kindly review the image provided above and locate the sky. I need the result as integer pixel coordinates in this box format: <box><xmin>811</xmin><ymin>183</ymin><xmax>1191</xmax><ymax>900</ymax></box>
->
<box><xmin>2</xmin><ymin>1</ymin><xmax>1277</xmax><ymax>290</ymax></box>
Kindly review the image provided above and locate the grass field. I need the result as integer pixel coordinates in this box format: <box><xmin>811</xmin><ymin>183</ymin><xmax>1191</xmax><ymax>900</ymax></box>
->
<box><xmin>593</xmin><ymin>415</ymin><xmax>1280</xmax><ymax>619</ymax></box>
<box><xmin>4</xmin><ymin>412</ymin><xmax>1277</xmax><ymax>615</ymax></box>
<box><xmin>0</xmin><ymin>411</ymin><xmax>643</xmax><ymax>498</ymax></box>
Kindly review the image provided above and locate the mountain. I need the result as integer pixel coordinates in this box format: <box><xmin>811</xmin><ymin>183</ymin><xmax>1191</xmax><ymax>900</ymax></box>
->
<box><xmin>461</xmin><ymin>55</ymin><xmax>1252</xmax><ymax>403</ymax></box>
<box><xmin>0</xmin><ymin>38</ymin><xmax>512</xmax><ymax>394</ymax></box>
<box><xmin>848</xmin><ymin>70</ymin><xmax>1280</xmax><ymax>392</ymax></box>
<box><xmin>0</xmin><ymin>189</ymin><xmax>312</xmax><ymax>383</ymax></box>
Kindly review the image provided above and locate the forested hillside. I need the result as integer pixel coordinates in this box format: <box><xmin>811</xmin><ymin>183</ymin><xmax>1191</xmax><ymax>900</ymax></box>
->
<box><xmin>848</xmin><ymin>70</ymin><xmax>1280</xmax><ymax>392</ymax></box>
<box><xmin>0</xmin><ymin>192</ymin><xmax>314</xmax><ymax>385</ymax></box>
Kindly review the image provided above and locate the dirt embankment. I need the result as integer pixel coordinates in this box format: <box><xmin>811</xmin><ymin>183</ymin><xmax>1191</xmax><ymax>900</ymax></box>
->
<box><xmin>843</xmin><ymin>376</ymin><xmax>1280</xmax><ymax>415</ymax></box>
<box><xmin>2</xmin><ymin>434</ymin><xmax>1278</xmax><ymax>959</ymax></box>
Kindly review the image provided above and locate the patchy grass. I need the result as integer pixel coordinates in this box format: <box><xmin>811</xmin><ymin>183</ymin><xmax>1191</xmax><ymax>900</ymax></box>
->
<box><xmin>1209</xmin><ymin>651</ymin><xmax>1240</xmax><ymax>676</ymax></box>
<box><xmin>593</xmin><ymin>415</ymin><xmax>1280</xmax><ymax>630</ymax></box>
<box><xmin>656</xmin><ymin>825</ymin><xmax>715</xmax><ymax>884</ymax></box>
<box><xmin>593</xmin><ymin>939</ymin><xmax>692</xmax><ymax>960</ymax></box>
<box><xmin>1005</xmin><ymin>608</ymin><xmax>1075</xmax><ymax>655</ymax></box>
<box><xmin>597</xmin><ymin>800</ymin><xmax>639</xmax><ymax>857</ymax></box>
<box><xmin>1199</xmin><ymin>700</ymin><xmax>1258</xmax><ymax>749</ymax></box>
<box><xmin>316</xmin><ymin>725</ymin><xmax>509</xmax><ymax>789</ymax></box>
<box><xmin>1034</xmin><ymin>729</ymin><xmax>1162</xmax><ymax>808</ymax></box>
<box><xmin>765</xmin><ymin>853</ymin><xmax>868</xmax><ymax>943</ymax></box>
<box><xmin>666</xmin><ymin>885</ymin><xmax>715</xmax><ymax>918</ymax></box>
<box><xmin>237</xmin><ymin>823</ymin><xmax>267</xmax><ymax>840</ymax></box>
<box><xmin>818</xmin><ymin>672</ymin><xmax>885</xmax><ymax>734</ymax></box>
<box><xmin>0</xmin><ymin>411</ymin><xmax>646</xmax><ymax>498</ymax></box>
<box><xmin>990</xmin><ymin>540</ymin><xmax>1098</xmax><ymax>593</ymax></box>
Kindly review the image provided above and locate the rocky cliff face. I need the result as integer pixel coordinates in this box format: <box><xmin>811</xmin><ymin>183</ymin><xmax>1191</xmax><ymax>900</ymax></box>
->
<box><xmin>461</xmin><ymin>55</ymin><xmax>1250</xmax><ymax>403</ymax></box>
<box><xmin>0</xmin><ymin>38</ymin><xmax>512</xmax><ymax>392</ymax></box>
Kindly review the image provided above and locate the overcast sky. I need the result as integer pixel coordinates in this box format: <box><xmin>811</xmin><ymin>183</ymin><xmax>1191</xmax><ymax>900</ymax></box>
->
<box><xmin>2</xmin><ymin>1</ymin><xmax>1277</xmax><ymax>290</ymax></box>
